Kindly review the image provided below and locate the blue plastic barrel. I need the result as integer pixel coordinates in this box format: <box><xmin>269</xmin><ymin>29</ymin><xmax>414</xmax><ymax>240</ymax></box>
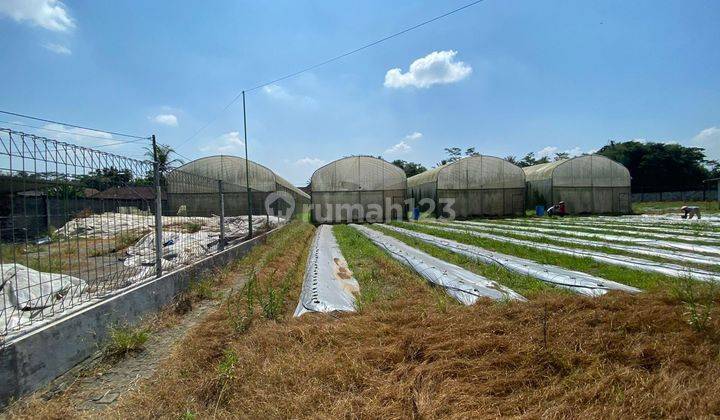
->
<box><xmin>535</xmin><ymin>205</ymin><xmax>545</xmax><ymax>216</ymax></box>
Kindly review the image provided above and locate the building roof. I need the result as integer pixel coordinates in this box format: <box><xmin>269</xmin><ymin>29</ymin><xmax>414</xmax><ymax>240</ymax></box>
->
<box><xmin>166</xmin><ymin>155</ymin><xmax>309</xmax><ymax>199</ymax></box>
<box><xmin>523</xmin><ymin>155</ymin><xmax>631</xmax><ymax>186</ymax></box>
<box><xmin>311</xmin><ymin>156</ymin><xmax>406</xmax><ymax>192</ymax></box>
<box><xmin>408</xmin><ymin>155</ymin><xmax>525</xmax><ymax>189</ymax></box>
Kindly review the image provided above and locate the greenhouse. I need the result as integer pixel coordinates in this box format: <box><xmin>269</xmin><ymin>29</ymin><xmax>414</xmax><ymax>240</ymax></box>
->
<box><xmin>407</xmin><ymin>155</ymin><xmax>526</xmax><ymax>218</ymax></box>
<box><xmin>166</xmin><ymin>155</ymin><xmax>310</xmax><ymax>217</ymax></box>
<box><xmin>524</xmin><ymin>155</ymin><xmax>631</xmax><ymax>214</ymax></box>
<box><xmin>311</xmin><ymin>156</ymin><xmax>407</xmax><ymax>223</ymax></box>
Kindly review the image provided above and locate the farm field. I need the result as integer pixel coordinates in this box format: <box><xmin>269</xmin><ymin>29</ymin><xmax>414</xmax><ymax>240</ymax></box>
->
<box><xmin>8</xmin><ymin>215</ymin><xmax>720</xmax><ymax>418</ymax></box>
<box><xmin>632</xmin><ymin>201</ymin><xmax>720</xmax><ymax>215</ymax></box>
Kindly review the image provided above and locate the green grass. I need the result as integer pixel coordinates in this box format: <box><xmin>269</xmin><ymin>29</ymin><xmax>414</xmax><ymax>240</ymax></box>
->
<box><xmin>105</xmin><ymin>324</ymin><xmax>150</xmax><ymax>358</ymax></box>
<box><xmin>89</xmin><ymin>229</ymin><xmax>148</xmax><ymax>257</ymax></box>
<box><xmin>190</xmin><ymin>277</ymin><xmax>220</xmax><ymax>300</ymax></box>
<box><xmin>183</xmin><ymin>222</ymin><xmax>203</xmax><ymax>233</ymax></box>
<box><xmin>370</xmin><ymin>224</ymin><xmax>558</xmax><ymax>298</ymax></box>
<box><xmin>0</xmin><ymin>242</ymin><xmax>67</xmax><ymax>273</ymax></box>
<box><xmin>333</xmin><ymin>225</ymin><xmax>407</xmax><ymax>310</ymax></box>
<box><xmin>447</xmin><ymin>222</ymin><xmax>720</xmax><ymax>273</ymax></box>
<box><xmin>396</xmin><ymin>221</ymin><xmax>681</xmax><ymax>291</ymax></box>
<box><xmin>483</xmin><ymin>218</ymin><xmax>720</xmax><ymax>246</ymax></box>
<box><xmin>633</xmin><ymin>200</ymin><xmax>720</xmax><ymax>215</ymax></box>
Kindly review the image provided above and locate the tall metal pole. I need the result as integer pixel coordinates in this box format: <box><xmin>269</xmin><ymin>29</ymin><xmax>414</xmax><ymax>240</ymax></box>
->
<box><xmin>152</xmin><ymin>135</ymin><xmax>163</xmax><ymax>278</ymax></box>
<box><xmin>242</xmin><ymin>91</ymin><xmax>253</xmax><ymax>238</ymax></box>
<box><xmin>218</xmin><ymin>179</ymin><xmax>225</xmax><ymax>250</ymax></box>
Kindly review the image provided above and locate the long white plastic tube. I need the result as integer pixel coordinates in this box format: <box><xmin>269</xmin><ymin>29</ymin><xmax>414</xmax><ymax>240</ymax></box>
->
<box><xmin>454</xmin><ymin>220</ymin><xmax>720</xmax><ymax>256</ymax></box>
<box><xmin>422</xmin><ymin>223</ymin><xmax>720</xmax><ymax>282</ymax></box>
<box><xmin>294</xmin><ymin>225</ymin><xmax>359</xmax><ymax>317</ymax></box>
<box><xmin>499</xmin><ymin>218</ymin><xmax>720</xmax><ymax>242</ymax></box>
<box><xmin>376</xmin><ymin>225</ymin><xmax>639</xmax><ymax>296</ymax></box>
<box><xmin>445</xmin><ymin>221</ymin><xmax>720</xmax><ymax>267</ymax></box>
<box><xmin>350</xmin><ymin>224</ymin><xmax>525</xmax><ymax>304</ymax></box>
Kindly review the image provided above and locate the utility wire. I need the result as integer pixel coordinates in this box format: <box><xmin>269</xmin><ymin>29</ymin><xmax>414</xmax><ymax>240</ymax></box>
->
<box><xmin>0</xmin><ymin>119</ymin><xmax>149</xmax><ymax>146</ymax></box>
<box><xmin>178</xmin><ymin>0</ymin><xmax>485</xmax><ymax>147</ymax></box>
<box><xmin>0</xmin><ymin>110</ymin><xmax>150</xmax><ymax>140</ymax></box>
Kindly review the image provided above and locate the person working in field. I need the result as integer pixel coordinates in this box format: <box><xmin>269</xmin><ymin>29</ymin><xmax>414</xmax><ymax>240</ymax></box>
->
<box><xmin>681</xmin><ymin>205</ymin><xmax>701</xmax><ymax>219</ymax></box>
<box><xmin>546</xmin><ymin>201</ymin><xmax>567</xmax><ymax>217</ymax></box>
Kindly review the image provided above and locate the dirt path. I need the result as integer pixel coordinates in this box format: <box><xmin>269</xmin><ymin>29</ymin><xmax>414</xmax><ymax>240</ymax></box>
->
<box><xmin>35</xmin><ymin>272</ymin><xmax>249</xmax><ymax>413</ymax></box>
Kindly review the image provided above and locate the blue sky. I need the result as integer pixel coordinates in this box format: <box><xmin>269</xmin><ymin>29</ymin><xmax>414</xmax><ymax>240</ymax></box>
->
<box><xmin>1</xmin><ymin>0</ymin><xmax>719</xmax><ymax>185</ymax></box>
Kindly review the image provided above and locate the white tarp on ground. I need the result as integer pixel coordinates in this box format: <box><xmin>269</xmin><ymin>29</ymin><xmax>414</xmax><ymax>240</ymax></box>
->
<box><xmin>444</xmin><ymin>222</ymin><xmax>719</xmax><ymax>267</ymax></box>
<box><xmin>123</xmin><ymin>216</ymin><xmax>283</xmax><ymax>281</ymax></box>
<box><xmin>536</xmin><ymin>218</ymin><xmax>720</xmax><ymax>239</ymax></box>
<box><xmin>381</xmin><ymin>224</ymin><xmax>639</xmax><ymax>297</ymax></box>
<box><xmin>55</xmin><ymin>212</ymin><xmax>281</xmax><ymax>239</ymax></box>
<box><xmin>1</xmin><ymin>263</ymin><xmax>86</xmax><ymax>332</ymax></box>
<box><xmin>438</xmin><ymin>223</ymin><xmax>720</xmax><ymax>282</ymax></box>
<box><xmin>604</xmin><ymin>214</ymin><xmax>720</xmax><ymax>226</ymax></box>
<box><xmin>457</xmin><ymin>220</ymin><xmax>720</xmax><ymax>257</ymax></box>
<box><xmin>499</xmin><ymin>218</ymin><xmax>720</xmax><ymax>244</ymax></box>
<box><xmin>294</xmin><ymin>225</ymin><xmax>359</xmax><ymax>317</ymax></box>
<box><xmin>351</xmin><ymin>224</ymin><xmax>525</xmax><ymax>304</ymax></box>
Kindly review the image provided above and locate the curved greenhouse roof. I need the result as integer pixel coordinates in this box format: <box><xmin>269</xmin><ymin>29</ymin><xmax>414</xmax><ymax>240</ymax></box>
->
<box><xmin>408</xmin><ymin>155</ymin><xmax>525</xmax><ymax>189</ymax></box>
<box><xmin>523</xmin><ymin>155</ymin><xmax>630</xmax><ymax>187</ymax></box>
<box><xmin>311</xmin><ymin>156</ymin><xmax>406</xmax><ymax>192</ymax></box>
<box><xmin>168</xmin><ymin>155</ymin><xmax>309</xmax><ymax>199</ymax></box>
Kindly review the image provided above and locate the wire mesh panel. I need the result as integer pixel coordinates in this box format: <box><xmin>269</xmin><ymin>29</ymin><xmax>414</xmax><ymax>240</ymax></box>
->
<box><xmin>0</xmin><ymin>128</ymin><xmax>280</xmax><ymax>339</ymax></box>
<box><xmin>0</xmin><ymin>128</ymin><xmax>157</xmax><ymax>336</ymax></box>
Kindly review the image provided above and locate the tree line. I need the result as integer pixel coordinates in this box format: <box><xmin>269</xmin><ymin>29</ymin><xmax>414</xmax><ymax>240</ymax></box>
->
<box><xmin>389</xmin><ymin>141</ymin><xmax>719</xmax><ymax>193</ymax></box>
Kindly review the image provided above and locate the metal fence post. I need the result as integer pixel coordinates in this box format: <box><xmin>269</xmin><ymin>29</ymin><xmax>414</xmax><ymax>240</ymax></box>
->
<box><xmin>218</xmin><ymin>179</ymin><xmax>225</xmax><ymax>251</ymax></box>
<box><xmin>242</xmin><ymin>91</ymin><xmax>253</xmax><ymax>238</ymax></box>
<box><xmin>152</xmin><ymin>134</ymin><xmax>163</xmax><ymax>278</ymax></box>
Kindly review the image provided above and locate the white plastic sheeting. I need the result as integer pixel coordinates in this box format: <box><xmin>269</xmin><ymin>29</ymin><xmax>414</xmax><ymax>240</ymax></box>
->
<box><xmin>381</xmin><ymin>224</ymin><xmax>639</xmax><ymax>297</ymax></box>
<box><xmin>499</xmin><ymin>219</ymin><xmax>720</xmax><ymax>244</ymax></box>
<box><xmin>1</xmin><ymin>263</ymin><xmax>86</xmax><ymax>332</ymax></box>
<box><xmin>351</xmin><ymin>224</ymin><xmax>525</xmax><ymax>304</ymax></box>
<box><xmin>444</xmin><ymin>222</ymin><xmax>719</xmax><ymax>267</ymax></box>
<box><xmin>123</xmin><ymin>216</ymin><xmax>283</xmax><ymax>281</ymax></box>
<box><xmin>542</xmin><ymin>219</ymin><xmax>720</xmax><ymax>239</ymax></box>
<box><xmin>604</xmin><ymin>214</ymin><xmax>720</xmax><ymax>226</ymax></box>
<box><xmin>437</xmin><ymin>223</ymin><xmax>720</xmax><ymax>282</ymax></box>
<box><xmin>457</xmin><ymin>221</ymin><xmax>720</xmax><ymax>257</ymax></box>
<box><xmin>294</xmin><ymin>225</ymin><xmax>359</xmax><ymax>317</ymax></box>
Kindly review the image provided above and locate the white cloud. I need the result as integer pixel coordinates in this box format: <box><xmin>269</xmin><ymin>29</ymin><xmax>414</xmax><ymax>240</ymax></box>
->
<box><xmin>691</xmin><ymin>126</ymin><xmax>720</xmax><ymax>160</ymax></box>
<box><xmin>42</xmin><ymin>123</ymin><xmax>116</xmax><ymax>147</ymax></box>
<box><xmin>404</xmin><ymin>132</ymin><xmax>423</xmax><ymax>141</ymax></box>
<box><xmin>262</xmin><ymin>84</ymin><xmax>315</xmax><ymax>105</ymax></box>
<box><xmin>384</xmin><ymin>141</ymin><xmax>412</xmax><ymax>155</ymax></box>
<box><xmin>199</xmin><ymin>131</ymin><xmax>244</xmax><ymax>154</ymax></box>
<box><xmin>295</xmin><ymin>157</ymin><xmax>325</xmax><ymax>167</ymax></box>
<box><xmin>535</xmin><ymin>146</ymin><xmax>558</xmax><ymax>158</ymax></box>
<box><xmin>152</xmin><ymin>114</ymin><xmax>178</xmax><ymax>127</ymax></box>
<box><xmin>384</xmin><ymin>131</ymin><xmax>423</xmax><ymax>155</ymax></box>
<box><xmin>535</xmin><ymin>146</ymin><xmax>589</xmax><ymax>159</ymax></box>
<box><xmin>384</xmin><ymin>50</ymin><xmax>472</xmax><ymax>89</ymax></box>
<box><xmin>43</xmin><ymin>42</ymin><xmax>70</xmax><ymax>55</ymax></box>
<box><xmin>0</xmin><ymin>0</ymin><xmax>74</xmax><ymax>32</ymax></box>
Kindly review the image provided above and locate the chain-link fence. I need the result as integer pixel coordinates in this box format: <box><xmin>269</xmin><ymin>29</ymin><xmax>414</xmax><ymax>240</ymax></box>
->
<box><xmin>0</xmin><ymin>128</ymin><xmax>284</xmax><ymax>339</ymax></box>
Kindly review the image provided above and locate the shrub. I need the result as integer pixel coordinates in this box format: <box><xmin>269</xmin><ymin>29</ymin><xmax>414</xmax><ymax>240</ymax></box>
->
<box><xmin>105</xmin><ymin>325</ymin><xmax>150</xmax><ymax>358</ymax></box>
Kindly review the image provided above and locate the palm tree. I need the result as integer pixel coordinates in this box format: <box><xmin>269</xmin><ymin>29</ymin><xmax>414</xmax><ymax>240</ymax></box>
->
<box><xmin>145</xmin><ymin>144</ymin><xmax>183</xmax><ymax>173</ymax></box>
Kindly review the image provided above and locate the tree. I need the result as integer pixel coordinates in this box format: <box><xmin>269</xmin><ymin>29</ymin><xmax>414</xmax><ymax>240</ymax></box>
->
<box><xmin>78</xmin><ymin>167</ymin><xmax>133</xmax><ymax>190</ymax></box>
<box><xmin>465</xmin><ymin>147</ymin><xmax>480</xmax><ymax>157</ymax></box>
<box><xmin>504</xmin><ymin>155</ymin><xmax>518</xmax><ymax>165</ymax></box>
<box><xmin>391</xmin><ymin>159</ymin><xmax>427</xmax><ymax>177</ymax></box>
<box><xmin>436</xmin><ymin>147</ymin><xmax>480</xmax><ymax>166</ymax></box>
<box><xmin>596</xmin><ymin>140</ymin><xmax>712</xmax><ymax>192</ymax></box>
<box><xmin>553</xmin><ymin>152</ymin><xmax>570</xmax><ymax>161</ymax></box>
<box><xmin>145</xmin><ymin>144</ymin><xmax>183</xmax><ymax>174</ymax></box>
<box><xmin>517</xmin><ymin>152</ymin><xmax>549</xmax><ymax>168</ymax></box>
